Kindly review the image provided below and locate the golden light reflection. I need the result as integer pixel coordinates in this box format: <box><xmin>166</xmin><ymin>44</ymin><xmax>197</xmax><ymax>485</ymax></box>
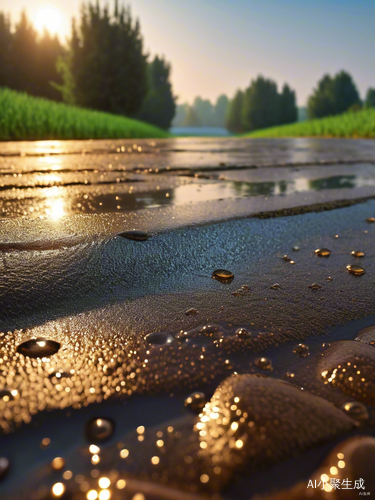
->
<box><xmin>52</xmin><ymin>482</ymin><xmax>65</xmax><ymax>497</ymax></box>
<box><xmin>33</xmin><ymin>140</ymin><xmax>63</xmax><ymax>154</ymax></box>
<box><xmin>47</xmin><ymin>199</ymin><xmax>66</xmax><ymax>220</ymax></box>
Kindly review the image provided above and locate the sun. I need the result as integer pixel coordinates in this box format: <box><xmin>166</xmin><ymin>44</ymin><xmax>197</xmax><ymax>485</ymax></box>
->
<box><xmin>35</xmin><ymin>5</ymin><xmax>62</xmax><ymax>36</ymax></box>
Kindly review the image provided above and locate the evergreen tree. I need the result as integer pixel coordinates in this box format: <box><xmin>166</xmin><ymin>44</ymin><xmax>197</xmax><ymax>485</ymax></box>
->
<box><xmin>213</xmin><ymin>94</ymin><xmax>229</xmax><ymax>127</ymax></box>
<box><xmin>279</xmin><ymin>84</ymin><xmax>297</xmax><ymax>124</ymax></box>
<box><xmin>36</xmin><ymin>30</ymin><xmax>64</xmax><ymax>100</ymax></box>
<box><xmin>242</xmin><ymin>76</ymin><xmax>279</xmax><ymax>131</ymax></box>
<box><xmin>182</xmin><ymin>106</ymin><xmax>201</xmax><ymax>126</ymax></box>
<box><xmin>365</xmin><ymin>88</ymin><xmax>375</xmax><ymax>108</ymax></box>
<box><xmin>137</xmin><ymin>56</ymin><xmax>176</xmax><ymax>129</ymax></box>
<box><xmin>193</xmin><ymin>97</ymin><xmax>214</xmax><ymax>126</ymax></box>
<box><xmin>0</xmin><ymin>13</ymin><xmax>12</xmax><ymax>88</ymax></box>
<box><xmin>225</xmin><ymin>90</ymin><xmax>244</xmax><ymax>133</ymax></box>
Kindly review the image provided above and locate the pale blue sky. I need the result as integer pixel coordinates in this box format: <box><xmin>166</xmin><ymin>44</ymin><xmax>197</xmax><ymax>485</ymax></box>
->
<box><xmin>2</xmin><ymin>0</ymin><xmax>375</xmax><ymax>105</ymax></box>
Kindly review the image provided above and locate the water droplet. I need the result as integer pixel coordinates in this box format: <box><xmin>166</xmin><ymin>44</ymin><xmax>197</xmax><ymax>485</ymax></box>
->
<box><xmin>293</xmin><ymin>344</ymin><xmax>310</xmax><ymax>357</ymax></box>
<box><xmin>270</xmin><ymin>283</ymin><xmax>281</xmax><ymax>290</ymax></box>
<box><xmin>212</xmin><ymin>269</ymin><xmax>234</xmax><ymax>284</ymax></box>
<box><xmin>235</xmin><ymin>328</ymin><xmax>251</xmax><ymax>338</ymax></box>
<box><xmin>232</xmin><ymin>289</ymin><xmax>245</xmax><ymax>297</ymax></box>
<box><xmin>48</xmin><ymin>371</ymin><xmax>70</xmax><ymax>381</ymax></box>
<box><xmin>199</xmin><ymin>324</ymin><xmax>225</xmax><ymax>339</ymax></box>
<box><xmin>255</xmin><ymin>357</ymin><xmax>273</xmax><ymax>371</ymax></box>
<box><xmin>17</xmin><ymin>338</ymin><xmax>60</xmax><ymax>358</ymax></box>
<box><xmin>118</xmin><ymin>230</ymin><xmax>149</xmax><ymax>241</ymax></box>
<box><xmin>0</xmin><ymin>389</ymin><xmax>15</xmax><ymax>402</ymax></box>
<box><xmin>185</xmin><ymin>308</ymin><xmax>199</xmax><ymax>316</ymax></box>
<box><xmin>86</xmin><ymin>418</ymin><xmax>115</xmax><ymax>442</ymax></box>
<box><xmin>366</xmin><ymin>217</ymin><xmax>375</xmax><ymax>223</ymax></box>
<box><xmin>184</xmin><ymin>392</ymin><xmax>206</xmax><ymax>413</ymax></box>
<box><xmin>144</xmin><ymin>332</ymin><xmax>174</xmax><ymax>345</ymax></box>
<box><xmin>0</xmin><ymin>457</ymin><xmax>9</xmax><ymax>479</ymax></box>
<box><xmin>315</xmin><ymin>248</ymin><xmax>331</xmax><ymax>257</ymax></box>
<box><xmin>283</xmin><ymin>255</ymin><xmax>292</xmax><ymax>262</ymax></box>
<box><xmin>346</xmin><ymin>265</ymin><xmax>365</xmax><ymax>276</ymax></box>
<box><xmin>326</xmin><ymin>277</ymin><xmax>333</xmax><ymax>281</ymax></box>
<box><xmin>351</xmin><ymin>250</ymin><xmax>365</xmax><ymax>258</ymax></box>
<box><xmin>51</xmin><ymin>457</ymin><xmax>66</xmax><ymax>471</ymax></box>
<box><xmin>341</xmin><ymin>402</ymin><xmax>369</xmax><ymax>421</ymax></box>
<box><xmin>292</xmin><ymin>246</ymin><xmax>300</xmax><ymax>251</ymax></box>
<box><xmin>240</xmin><ymin>285</ymin><xmax>250</xmax><ymax>291</ymax></box>
<box><xmin>308</xmin><ymin>283</ymin><xmax>323</xmax><ymax>290</ymax></box>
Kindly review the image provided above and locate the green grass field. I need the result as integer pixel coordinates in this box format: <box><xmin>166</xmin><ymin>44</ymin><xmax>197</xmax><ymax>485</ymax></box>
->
<box><xmin>0</xmin><ymin>87</ymin><xmax>170</xmax><ymax>141</ymax></box>
<box><xmin>245</xmin><ymin>108</ymin><xmax>375</xmax><ymax>139</ymax></box>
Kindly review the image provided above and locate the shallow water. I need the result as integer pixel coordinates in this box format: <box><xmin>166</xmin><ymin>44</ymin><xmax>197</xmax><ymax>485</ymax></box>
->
<box><xmin>1</xmin><ymin>137</ymin><xmax>375</xmax><ymax>499</ymax></box>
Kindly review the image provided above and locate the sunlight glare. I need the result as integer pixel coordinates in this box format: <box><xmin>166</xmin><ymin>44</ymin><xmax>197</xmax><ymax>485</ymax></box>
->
<box><xmin>35</xmin><ymin>5</ymin><xmax>62</xmax><ymax>35</ymax></box>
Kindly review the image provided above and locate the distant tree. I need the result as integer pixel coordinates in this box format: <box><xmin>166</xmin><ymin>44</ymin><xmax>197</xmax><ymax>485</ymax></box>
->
<box><xmin>225</xmin><ymin>90</ymin><xmax>244</xmax><ymax>133</ymax></box>
<box><xmin>242</xmin><ymin>76</ymin><xmax>279</xmax><ymax>131</ymax></box>
<box><xmin>0</xmin><ymin>13</ymin><xmax>12</xmax><ymax>88</ymax></box>
<box><xmin>59</xmin><ymin>1</ymin><xmax>148</xmax><ymax>116</ymax></box>
<box><xmin>213</xmin><ymin>94</ymin><xmax>229</xmax><ymax>127</ymax></box>
<box><xmin>172</xmin><ymin>103</ymin><xmax>187</xmax><ymax>127</ymax></box>
<box><xmin>36</xmin><ymin>30</ymin><xmax>64</xmax><ymax>100</ymax></box>
<box><xmin>308</xmin><ymin>71</ymin><xmax>360</xmax><ymax>119</ymax></box>
<box><xmin>279</xmin><ymin>84</ymin><xmax>297</xmax><ymax>124</ymax></box>
<box><xmin>137</xmin><ymin>55</ymin><xmax>176</xmax><ymax>129</ymax></box>
<box><xmin>365</xmin><ymin>88</ymin><xmax>375</xmax><ymax>108</ymax></box>
<box><xmin>182</xmin><ymin>106</ymin><xmax>201</xmax><ymax>127</ymax></box>
<box><xmin>193</xmin><ymin>97</ymin><xmax>214</xmax><ymax>126</ymax></box>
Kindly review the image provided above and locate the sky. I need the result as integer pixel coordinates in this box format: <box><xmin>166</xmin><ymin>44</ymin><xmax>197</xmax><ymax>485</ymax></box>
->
<box><xmin>2</xmin><ymin>0</ymin><xmax>375</xmax><ymax>106</ymax></box>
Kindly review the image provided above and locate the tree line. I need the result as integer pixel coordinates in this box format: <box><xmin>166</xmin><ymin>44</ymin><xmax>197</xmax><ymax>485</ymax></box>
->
<box><xmin>173</xmin><ymin>95</ymin><xmax>229</xmax><ymax>128</ymax></box>
<box><xmin>0</xmin><ymin>1</ymin><xmax>176</xmax><ymax>130</ymax></box>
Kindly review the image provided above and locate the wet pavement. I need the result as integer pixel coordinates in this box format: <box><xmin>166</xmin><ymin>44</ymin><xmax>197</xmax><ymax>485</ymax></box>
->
<box><xmin>1</xmin><ymin>137</ymin><xmax>375</xmax><ymax>500</ymax></box>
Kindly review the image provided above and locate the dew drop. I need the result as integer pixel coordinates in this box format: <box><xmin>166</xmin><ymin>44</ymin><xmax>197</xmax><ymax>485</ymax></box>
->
<box><xmin>341</xmin><ymin>401</ymin><xmax>369</xmax><ymax>421</ymax></box>
<box><xmin>86</xmin><ymin>418</ymin><xmax>115</xmax><ymax>442</ymax></box>
<box><xmin>351</xmin><ymin>250</ymin><xmax>365</xmax><ymax>258</ymax></box>
<box><xmin>346</xmin><ymin>265</ymin><xmax>365</xmax><ymax>276</ymax></box>
<box><xmin>0</xmin><ymin>457</ymin><xmax>9</xmax><ymax>480</ymax></box>
<box><xmin>283</xmin><ymin>255</ymin><xmax>292</xmax><ymax>262</ymax></box>
<box><xmin>270</xmin><ymin>283</ymin><xmax>281</xmax><ymax>290</ymax></box>
<box><xmin>255</xmin><ymin>357</ymin><xmax>273</xmax><ymax>371</ymax></box>
<box><xmin>293</xmin><ymin>343</ymin><xmax>310</xmax><ymax>357</ymax></box>
<box><xmin>185</xmin><ymin>308</ymin><xmax>199</xmax><ymax>316</ymax></box>
<box><xmin>366</xmin><ymin>217</ymin><xmax>375</xmax><ymax>223</ymax></box>
<box><xmin>144</xmin><ymin>332</ymin><xmax>174</xmax><ymax>345</ymax></box>
<box><xmin>184</xmin><ymin>392</ymin><xmax>206</xmax><ymax>413</ymax></box>
<box><xmin>308</xmin><ymin>283</ymin><xmax>322</xmax><ymax>290</ymax></box>
<box><xmin>16</xmin><ymin>338</ymin><xmax>60</xmax><ymax>358</ymax></box>
<box><xmin>292</xmin><ymin>246</ymin><xmax>300</xmax><ymax>251</ymax></box>
<box><xmin>117</xmin><ymin>230</ymin><xmax>149</xmax><ymax>241</ymax></box>
<box><xmin>315</xmin><ymin>248</ymin><xmax>331</xmax><ymax>257</ymax></box>
<box><xmin>212</xmin><ymin>269</ymin><xmax>234</xmax><ymax>284</ymax></box>
<box><xmin>235</xmin><ymin>328</ymin><xmax>251</xmax><ymax>338</ymax></box>
<box><xmin>199</xmin><ymin>324</ymin><xmax>225</xmax><ymax>339</ymax></box>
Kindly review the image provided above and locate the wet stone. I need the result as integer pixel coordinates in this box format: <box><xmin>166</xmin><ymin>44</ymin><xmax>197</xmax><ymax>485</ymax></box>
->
<box><xmin>184</xmin><ymin>392</ymin><xmax>207</xmax><ymax>413</ymax></box>
<box><xmin>270</xmin><ymin>283</ymin><xmax>281</xmax><ymax>289</ymax></box>
<box><xmin>293</xmin><ymin>343</ymin><xmax>310</xmax><ymax>357</ymax></box>
<box><xmin>351</xmin><ymin>250</ymin><xmax>365</xmax><ymax>258</ymax></box>
<box><xmin>346</xmin><ymin>264</ymin><xmax>366</xmax><ymax>276</ymax></box>
<box><xmin>144</xmin><ymin>332</ymin><xmax>174</xmax><ymax>345</ymax></box>
<box><xmin>185</xmin><ymin>308</ymin><xmax>199</xmax><ymax>316</ymax></box>
<box><xmin>86</xmin><ymin>418</ymin><xmax>115</xmax><ymax>443</ymax></box>
<box><xmin>0</xmin><ymin>457</ymin><xmax>10</xmax><ymax>480</ymax></box>
<box><xmin>315</xmin><ymin>248</ymin><xmax>331</xmax><ymax>257</ymax></box>
<box><xmin>308</xmin><ymin>283</ymin><xmax>322</xmax><ymax>290</ymax></box>
<box><xmin>117</xmin><ymin>230</ymin><xmax>149</xmax><ymax>241</ymax></box>
<box><xmin>355</xmin><ymin>325</ymin><xmax>375</xmax><ymax>345</ymax></box>
<box><xmin>16</xmin><ymin>338</ymin><xmax>61</xmax><ymax>359</ymax></box>
<box><xmin>212</xmin><ymin>269</ymin><xmax>234</xmax><ymax>284</ymax></box>
<box><xmin>341</xmin><ymin>401</ymin><xmax>369</xmax><ymax>421</ymax></box>
<box><xmin>255</xmin><ymin>357</ymin><xmax>273</xmax><ymax>371</ymax></box>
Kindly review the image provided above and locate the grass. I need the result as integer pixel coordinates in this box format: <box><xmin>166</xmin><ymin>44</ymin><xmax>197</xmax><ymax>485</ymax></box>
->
<box><xmin>244</xmin><ymin>108</ymin><xmax>375</xmax><ymax>139</ymax></box>
<box><xmin>0</xmin><ymin>87</ymin><xmax>171</xmax><ymax>141</ymax></box>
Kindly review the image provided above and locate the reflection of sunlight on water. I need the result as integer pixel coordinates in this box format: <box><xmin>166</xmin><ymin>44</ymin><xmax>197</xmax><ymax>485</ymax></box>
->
<box><xmin>38</xmin><ymin>156</ymin><xmax>62</xmax><ymax>170</ymax></box>
<box><xmin>46</xmin><ymin>199</ymin><xmax>66</xmax><ymax>219</ymax></box>
<box><xmin>34</xmin><ymin>141</ymin><xmax>63</xmax><ymax>155</ymax></box>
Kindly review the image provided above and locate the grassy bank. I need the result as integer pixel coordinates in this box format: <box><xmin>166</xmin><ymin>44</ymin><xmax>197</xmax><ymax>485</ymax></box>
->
<box><xmin>245</xmin><ymin>108</ymin><xmax>375</xmax><ymax>139</ymax></box>
<box><xmin>0</xmin><ymin>87</ymin><xmax>170</xmax><ymax>141</ymax></box>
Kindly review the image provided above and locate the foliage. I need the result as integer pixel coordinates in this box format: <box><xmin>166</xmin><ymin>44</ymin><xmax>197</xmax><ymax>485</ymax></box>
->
<box><xmin>244</xmin><ymin>107</ymin><xmax>375</xmax><ymax>138</ymax></box>
<box><xmin>182</xmin><ymin>106</ymin><xmax>201</xmax><ymax>127</ymax></box>
<box><xmin>365</xmin><ymin>88</ymin><xmax>375</xmax><ymax>108</ymax></box>
<box><xmin>279</xmin><ymin>84</ymin><xmax>297</xmax><ymax>124</ymax></box>
<box><xmin>0</xmin><ymin>11</ymin><xmax>63</xmax><ymax>100</ymax></box>
<box><xmin>225</xmin><ymin>90</ymin><xmax>245</xmax><ymax>133</ymax></box>
<box><xmin>0</xmin><ymin>87</ymin><xmax>170</xmax><ymax>141</ymax></box>
<box><xmin>242</xmin><ymin>76</ymin><xmax>280</xmax><ymax>131</ymax></box>
<box><xmin>136</xmin><ymin>56</ymin><xmax>176</xmax><ymax>130</ymax></box>
<box><xmin>308</xmin><ymin>71</ymin><xmax>361</xmax><ymax>119</ymax></box>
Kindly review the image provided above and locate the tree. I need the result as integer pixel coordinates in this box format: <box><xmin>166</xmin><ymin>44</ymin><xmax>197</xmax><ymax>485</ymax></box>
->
<box><xmin>36</xmin><ymin>30</ymin><xmax>64</xmax><ymax>100</ymax></box>
<box><xmin>279</xmin><ymin>84</ymin><xmax>297</xmax><ymax>124</ymax></box>
<box><xmin>193</xmin><ymin>97</ymin><xmax>214</xmax><ymax>126</ymax></box>
<box><xmin>0</xmin><ymin>13</ymin><xmax>12</xmax><ymax>88</ymax></box>
<box><xmin>365</xmin><ymin>88</ymin><xmax>375</xmax><ymax>108</ymax></box>
<box><xmin>225</xmin><ymin>90</ymin><xmax>244</xmax><ymax>133</ymax></box>
<box><xmin>182</xmin><ymin>106</ymin><xmax>201</xmax><ymax>126</ymax></box>
<box><xmin>137</xmin><ymin>56</ymin><xmax>176</xmax><ymax>129</ymax></box>
<box><xmin>308</xmin><ymin>71</ymin><xmax>360</xmax><ymax>119</ymax></box>
<box><xmin>242</xmin><ymin>76</ymin><xmax>279</xmax><ymax>131</ymax></box>
<box><xmin>60</xmin><ymin>1</ymin><xmax>148</xmax><ymax>116</ymax></box>
<box><xmin>213</xmin><ymin>94</ymin><xmax>229</xmax><ymax>127</ymax></box>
